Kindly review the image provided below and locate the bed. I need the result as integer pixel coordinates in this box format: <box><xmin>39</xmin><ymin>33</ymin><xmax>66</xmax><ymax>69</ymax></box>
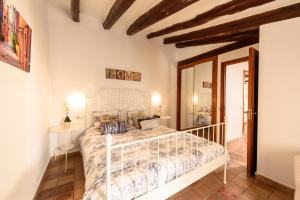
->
<box><xmin>80</xmin><ymin>88</ymin><xmax>228</xmax><ymax>200</ymax></box>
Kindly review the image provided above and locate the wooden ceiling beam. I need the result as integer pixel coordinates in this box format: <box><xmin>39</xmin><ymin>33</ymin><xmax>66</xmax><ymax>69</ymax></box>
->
<box><xmin>165</xmin><ymin>3</ymin><xmax>300</xmax><ymax>44</ymax></box>
<box><xmin>148</xmin><ymin>0</ymin><xmax>275</xmax><ymax>39</ymax></box>
<box><xmin>103</xmin><ymin>0</ymin><xmax>136</xmax><ymax>29</ymax></box>
<box><xmin>127</xmin><ymin>0</ymin><xmax>200</xmax><ymax>36</ymax></box>
<box><xmin>178</xmin><ymin>39</ymin><xmax>259</xmax><ymax>67</ymax></box>
<box><xmin>71</xmin><ymin>0</ymin><xmax>80</xmax><ymax>22</ymax></box>
<box><xmin>176</xmin><ymin>29</ymin><xmax>259</xmax><ymax>48</ymax></box>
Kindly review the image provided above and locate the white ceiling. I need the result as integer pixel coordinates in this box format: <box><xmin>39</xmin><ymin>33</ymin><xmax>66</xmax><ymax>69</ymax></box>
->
<box><xmin>49</xmin><ymin>0</ymin><xmax>300</xmax><ymax>43</ymax></box>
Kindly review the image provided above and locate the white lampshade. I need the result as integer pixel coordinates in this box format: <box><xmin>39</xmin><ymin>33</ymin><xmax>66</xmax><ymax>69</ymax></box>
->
<box><xmin>193</xmin><ymin>94</ymin><xmax>198</xmax><ymax>105</ymax></box>
<box><xmin>151</xmin><ymin>94</ymin><xmax>161</xmax><ymax>106</ymax></box>
<box><xmin>68</xmin><ymin>92</ymin><xmax>86</xmax><ymax>108</ymax></box>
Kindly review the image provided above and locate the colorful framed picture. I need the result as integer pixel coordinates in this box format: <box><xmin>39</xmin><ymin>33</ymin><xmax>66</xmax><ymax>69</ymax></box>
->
<box><xmin>0</xmin><ymin>0</ymin><xmax>32</xmax><ymax>72</ymax></box>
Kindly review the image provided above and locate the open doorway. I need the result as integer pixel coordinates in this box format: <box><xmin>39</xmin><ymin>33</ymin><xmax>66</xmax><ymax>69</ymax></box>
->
<box><xmin>224</xmin><ymin>58</ymin><xmax>249</xmax><ymax>166</ymax></box>
<box><xmin>220</xmin><ymin>48</ymin><xmax>259</xmax><ymax>176</ymax></box>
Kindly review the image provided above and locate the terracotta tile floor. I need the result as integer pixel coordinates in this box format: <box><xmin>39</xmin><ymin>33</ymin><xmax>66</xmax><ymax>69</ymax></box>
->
<box><xmin>36</xmin><ymin>143</ymin><xmax>294</xmax><ymax>200</ymax></box>
<box><xmin>168</xmin><ymin>160</ymin><xmax>294</xmax><ymax>200</ymax></box>
<box><xmin>227</xmin><ymin>124</ymin><xmax>248</xmax><ymax>166</ymax></box>
<box><xmin>36</xmin><ymin>153</ymin><xmax>85</xmax><ymax>200</ymax></box>
<box><xmin>228</xmin><ymin>136</ymin><xmax>247</xmax><ymax>167</ymax></box>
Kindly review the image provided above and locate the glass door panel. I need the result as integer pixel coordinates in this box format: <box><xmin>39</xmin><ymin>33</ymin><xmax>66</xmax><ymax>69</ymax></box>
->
<box><xmin>180</xmin><ymin>67</ymin><xmax>194</xmax><ymax>130</ymax></box>
<box><xmin>194</xmin><ymin>61</ymin><xmax>213</xmax><ymax>127</ymax></box>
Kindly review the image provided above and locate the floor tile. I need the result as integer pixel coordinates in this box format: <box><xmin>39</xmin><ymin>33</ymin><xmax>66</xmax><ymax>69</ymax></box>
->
<box><xmin>58</xmin><ymin>174</ymin><xmax>74</xmax><ymax>186</ymax></box>
<box><xmin>269</xmin><ymin>189</ymin><xmax>294</xmax><ymax>200</ymax></box>
<box><xmin>216</xmin><ymin>182</ymin><xmax>244</xmax><ymax>200</ymax></box>
<box><xmin>40</xmin><ymin>178</ymin><xmax>58</xmax><ymax>191</ymax></box>
<box><xmin>38</xmin><ymin>187</ymin><xmax>57</xmax><ymax>199</ymax></box>
<box><xmin>54</xmin><ymin>191</ymin><xmax>73</xmax><ymax>200</ymax></box>
<box><xmin>243</xmin><ymin>183</ymin><xmax>273</xmax><ymax>199</ymax></box>
<box><xmin>181</xmin><ymin>188</ymin><xmax>204</xmax><ymax>200</ymax></box>
<box><xmin>56</xmin><ymin>182</ymin><xmax>74</xmax><ymax>194</ymax></box>
<box><xmin>74</xmin><ymin>188</ymin><xmax>85</xmax><ymax>200</ymax></box>
<box><xmin>205</xmin><ymin>193</ymin><xmax>224</xmax><ymax>200</ymax></box>
<box><xmin>74</xmin><ymin>178</ymin><xmax>85</xmax><ymax>190</ymax></box>
<box><xmin>232</xmin><ymin>176</ymin><xmax>253</xmax><ymax>189</ymax></box>
<box><xmin>192</xmin><ymin>181</ymin><xmax>211</xmax><ymax>197</ymax></box>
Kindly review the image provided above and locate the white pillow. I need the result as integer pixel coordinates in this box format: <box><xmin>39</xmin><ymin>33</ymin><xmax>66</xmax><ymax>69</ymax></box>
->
<box><xmin>140</xmin><ymin>119</ymin><xmax>159</xmax><ymax>130</ymax></box>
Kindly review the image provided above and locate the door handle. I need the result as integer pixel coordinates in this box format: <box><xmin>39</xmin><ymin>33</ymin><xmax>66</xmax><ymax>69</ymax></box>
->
<box><xmin>248</xmin><ymin>109</ymin><xmax>257</xmax><ymax>121</ymax></box>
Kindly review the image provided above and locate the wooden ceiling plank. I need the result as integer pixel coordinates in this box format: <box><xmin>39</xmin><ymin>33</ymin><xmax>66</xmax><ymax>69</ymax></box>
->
<box><xmin>148</xmin><ymin>0</ymin><xmax>275</xmax><ymax>39</ymax></box>
<box><xmin>165</xmin><ymin>3</ymin><xmax>300</xmax><ymax>44</ymax></box>
<box><xmin>103</xmin><ymin>0</ymin><xmax>136</xmax><ymax>29</ymax></box>
<box><xmin>71</xmin><ymin>0</ymin><xmax>80</xmax><ymax>22</ymax></box>
<box><xmin>176</xmin><ymin>29</ymin><xmax>259</xmax><ymax>48</ymax></box>
<box><xmin>127</xmin><ymin>0</ymin><xmax>200</xmax><ymax>36</ymax></box>
<box><xmin>178</xmin><ymin>39</ymin><xmax>259</xmax><ymax>67</ymax></box>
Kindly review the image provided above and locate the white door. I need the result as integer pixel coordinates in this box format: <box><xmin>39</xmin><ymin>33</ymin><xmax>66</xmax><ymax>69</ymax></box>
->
<box><xmin>225</xmin><ymin>62</ymin><xmax>248</xmax><ymax>141</ymax></box>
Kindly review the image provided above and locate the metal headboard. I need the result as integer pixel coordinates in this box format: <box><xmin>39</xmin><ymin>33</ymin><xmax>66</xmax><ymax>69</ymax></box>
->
<box><xmin>86</xmin><ymin>88</ymin><xmax>150</xmax><ymax>128</ymax></box>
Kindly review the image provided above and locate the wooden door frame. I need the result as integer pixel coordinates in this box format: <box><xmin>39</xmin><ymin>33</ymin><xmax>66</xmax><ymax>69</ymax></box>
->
<box><xmin>220</xmin><ymin>56</ymin><xmax>249</xmax><ymax>123</ymax></box>
<box><xmin>220</xmin><ymin>55</ymin><xmax>260</xmax><ymax>177</ymax></box>
<box><xmin>177</xmin><ymin>56</ymin><xmax>218</xmax><ymax>131</ymax></box>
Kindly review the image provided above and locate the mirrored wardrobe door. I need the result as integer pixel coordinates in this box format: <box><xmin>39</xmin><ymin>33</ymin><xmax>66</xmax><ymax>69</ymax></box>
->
<box><xmin>194</xmin><ymin>61</ymin><xmax>213</xmax><ymax>128</ymax></box>
<box><xmin>177</xmin><ymin>57</ymin><xmax>217</xmax><ymax>131</ymax></box>
<box><xmin>180</xmin><ymin>67</ymin><xmax>194</xmax><ymax>130</ymax></box>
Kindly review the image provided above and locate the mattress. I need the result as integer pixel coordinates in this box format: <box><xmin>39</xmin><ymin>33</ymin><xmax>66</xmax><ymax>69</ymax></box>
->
<box><xmin>80</xmin><ymin>126</ymin><xmax>225</xmax><ymax>200</ymax></box>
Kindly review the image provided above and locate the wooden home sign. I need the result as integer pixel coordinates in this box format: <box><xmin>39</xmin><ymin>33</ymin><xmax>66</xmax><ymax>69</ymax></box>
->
<box><xmin>203</xmin><ymin>81</ymin><xmax>212</xmax><ymax>89</ymax></box>
<box><xmin>106</xmin><ymin>68</ymin><xmax>142</xmax><ymax>82</ymax></box>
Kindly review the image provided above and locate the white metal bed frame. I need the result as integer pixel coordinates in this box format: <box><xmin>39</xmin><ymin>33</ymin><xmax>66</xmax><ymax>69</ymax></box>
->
<box><xmin>85</xmin><ymin>88</ymin><xmax>227</xmax><ymax>200</ymax></box>
<box><xmin>106</xmin><ymin>123</ymin><xmax>227</xmax><ymax>200</ymax></box>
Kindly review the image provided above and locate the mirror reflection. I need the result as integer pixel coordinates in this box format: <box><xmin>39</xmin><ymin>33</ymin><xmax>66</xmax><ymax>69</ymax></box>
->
<box><xmin>180</xmin><ymin>61</ymin><xmax>213</xmax><ymax>130</ymax></box>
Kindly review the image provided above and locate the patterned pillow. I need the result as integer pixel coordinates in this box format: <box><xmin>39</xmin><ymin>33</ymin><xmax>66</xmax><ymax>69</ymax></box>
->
<box><xmin>93</xmin><ymin>111</ymin><xmax>120</xmax><ymax>128</ymax></box>
<box><xmin>100</xmin><ymin>120</ymin><xmax>127</xmax><ymax>135</ymax></box>
<box><xmin>127</xmin><ymin>110</ymin><xmax>147</xmax><ymax>128</ymax></box>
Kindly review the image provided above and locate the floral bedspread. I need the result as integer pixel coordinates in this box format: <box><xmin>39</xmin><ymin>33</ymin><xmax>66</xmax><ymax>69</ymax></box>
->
<box><xmin>80</xmin><ymin>126</ymin><xmax>225</xmax><ymax>200</ymax></box>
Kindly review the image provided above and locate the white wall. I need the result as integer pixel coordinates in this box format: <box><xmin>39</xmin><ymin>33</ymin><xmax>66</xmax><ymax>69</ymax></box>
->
<box><xmin>257</xmin><ymin>17</ymin><xmax>300</xmax><ymax>188</ymax></box>
<box><xmin>47</xmin><ymin>2</ymin><xmax>177</xmax><ymax>153</ymax></box>
<box><xmin>0</xmin><ymin>0</ymin><xmax>49</xmax><ymax>199</ymax></box>
<box><xmin>226</xmin><ymin>62</ymin><xmax>248</xmax><ymax>141</ymax></box>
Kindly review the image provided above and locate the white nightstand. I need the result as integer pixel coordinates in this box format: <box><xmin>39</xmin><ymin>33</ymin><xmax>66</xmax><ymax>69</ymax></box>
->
<box><xmin>158</xmin><ymin>116</ymin><xmax>171</xmax><ymax>127</ymax></box>
<box><xmin>159</xmin><ymin>116</ymin><xmax>171</xmax><ymax>120</ymax></box>
<box><xmin>49</xmin><ymin>124</ymin><xmax>82</xmax><ymax>172</ymax></box>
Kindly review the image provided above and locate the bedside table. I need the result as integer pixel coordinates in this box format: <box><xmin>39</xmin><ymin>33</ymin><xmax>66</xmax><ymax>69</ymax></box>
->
<box><xmin>159</xmin><ymin>116</ymin><xmax>171</xmax><ymax>120</ymax></box>
<box><xmin>49</xmin><ymin>124</ymin><xmax>82</xmax><ymax>172</ymax></box>
<box><xmin>157</xmin><ymin>116</ymin><xmax>171</xmax><ymax>127</ymax></box>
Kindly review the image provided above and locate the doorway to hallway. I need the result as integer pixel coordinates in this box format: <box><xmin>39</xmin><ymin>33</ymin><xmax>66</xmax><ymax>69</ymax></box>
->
<box><xmin>220</xmin><ymin>48</ymin><xmax>259</xmax><ymax>176</ymax></box>
<box><xmin>225</xmin><ymin>59</ymin><xmax>249</xmax><ymax>166</ymax></box>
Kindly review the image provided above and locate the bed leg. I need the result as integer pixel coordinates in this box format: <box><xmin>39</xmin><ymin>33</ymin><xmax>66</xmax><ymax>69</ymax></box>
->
<box><xmin>224</xmin><ymin>163</ymin><xmax>227</xmax><ymax>184</ymax></box>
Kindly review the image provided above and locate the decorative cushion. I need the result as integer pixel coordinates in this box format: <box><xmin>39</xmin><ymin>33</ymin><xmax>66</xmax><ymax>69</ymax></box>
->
<box><xmin>100</xmin><ymin>120</ymin><xmax>127</xmax><ymax>135</ymax></box>
<box><xmin>140</xmin><ymin>119</ymin><xmax>159</xmax><ymax>130</ymax></box>
<box><xmin>93</xmin><ymin>111</ymin><xmax>120</xmax><ymax>128</ymax></box>
<box><xmin>127</xmin><ymin>110</ymin><xmax>147</xmax><ymax>128</ymax></box>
